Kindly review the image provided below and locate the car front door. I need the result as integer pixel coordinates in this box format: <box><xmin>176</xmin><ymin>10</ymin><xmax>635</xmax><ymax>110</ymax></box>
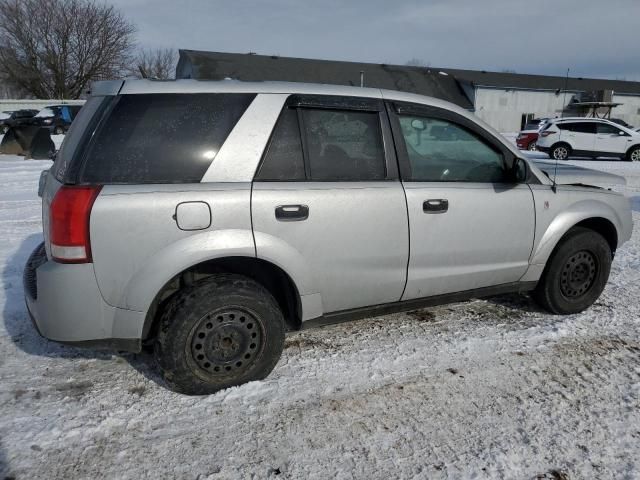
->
<box><xmin>595</xmin><ymin>122</ymin><xmax>633</xmax><ymax>155</ymax></box>
<box><xmin>388</xmin><ymin>102</ymin><xmax>535</xmax><ymax>300</ymax></box>
<box><xmin>252</xmin><ymin>95</ymin><xmax>409</xmax><ymax>315</ymax></box>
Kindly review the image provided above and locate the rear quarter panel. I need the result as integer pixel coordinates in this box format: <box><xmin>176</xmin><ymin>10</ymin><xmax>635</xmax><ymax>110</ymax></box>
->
<box><xmin>90</xmin><ymin>183</ymin><xmax>254</xmax><ymax>312</ymax></box>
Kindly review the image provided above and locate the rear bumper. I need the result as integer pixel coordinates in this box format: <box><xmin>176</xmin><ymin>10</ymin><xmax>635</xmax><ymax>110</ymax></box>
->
<box><xmin>23</xmin><ymin>243</ymin><xmax>143</xmax><ymax>352</ymax></box>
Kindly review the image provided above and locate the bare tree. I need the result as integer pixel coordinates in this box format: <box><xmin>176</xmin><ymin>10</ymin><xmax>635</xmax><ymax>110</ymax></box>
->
<box><xmin>134</xmin><ymin>48</ymin><xmax>177</xmax><ymax>80</ymax></box>
<box><xmin>0</xmin><ymin>0</ymin><xmax>136</xmax><ymax>99</ymax></box>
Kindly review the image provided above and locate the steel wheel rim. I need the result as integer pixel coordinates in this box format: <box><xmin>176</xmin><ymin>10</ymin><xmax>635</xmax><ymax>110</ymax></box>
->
<box><xmin>186</xmin><ymin>307</ymin><xmax>265</xmax><ymax>378</ymax></box>
<box><xmin>553</xmin><ymin>147</ymin><xmax>568</xmax><ymax>160</ymax></box>
<box><xmin>560</xmin><ymin>250</ymin><xmax>598</xmax><ymax>298</ymax></box>
<box><xmin>528</xmin><ymin>141</ymin><xmax>537</xmax><ymax>151</ymax></box>
<box><xmin>631</xmin><ymin>149</ymin><xmax>640</xmax><ymax>162</ymax></box>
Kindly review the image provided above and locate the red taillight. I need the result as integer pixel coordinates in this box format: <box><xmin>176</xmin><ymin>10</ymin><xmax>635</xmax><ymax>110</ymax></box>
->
<box><xmin>50</xmin><ymin>185</ymin><xmax>102</xmax><ymax>263</ymax></box>
<box><xmin>540</xmin><ymin>131</ymin><xmax>556</xmax><ymax>137</ymax></box>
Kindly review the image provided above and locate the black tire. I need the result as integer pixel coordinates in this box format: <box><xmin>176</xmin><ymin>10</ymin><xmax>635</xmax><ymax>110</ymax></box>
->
<box><xmin>534</xmin><ymin>227</ymin><xmax>612</xmax><ymax>315</ymax></box>
<box><xmin>154</xmin><ymin>274</ymin><xmax>285</xmax><ymax>395</ymax></box>
<box><xmin>527</xmin><ymin>140</ymin><xmax>537</xmax><ymax>151</ymax></box>
<box><xmin>54</xmin><ymin>126</ymin><xmax>64</xmax><ymax>135</ymax></box>
<box><xmin>1</xmin><ymin>125</ymin><xmax>8</xmax><ymax>134</ymax></box>
<box><xmin>549</xmin><ymin>143</ymin><xmax>571</xmax><ymax>161</ymax></box>
<box><xmin>627</xmin><ymin>145</ymin><xmax>640</xmax><ymax>162</ymax></box>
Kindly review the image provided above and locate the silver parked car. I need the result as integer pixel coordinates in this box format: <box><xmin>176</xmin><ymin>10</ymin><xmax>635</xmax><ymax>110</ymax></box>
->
<box><xmin>25</xmin><ymin>80</ymin><xmax>633</xmax><ymax>395</ymax></box>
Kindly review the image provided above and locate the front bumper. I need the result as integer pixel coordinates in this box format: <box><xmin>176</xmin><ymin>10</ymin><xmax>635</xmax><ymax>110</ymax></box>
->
<box><xmin>23</xmin><ymin>243</ymin><xmax>143</xmax><ymax>352</ymax></box>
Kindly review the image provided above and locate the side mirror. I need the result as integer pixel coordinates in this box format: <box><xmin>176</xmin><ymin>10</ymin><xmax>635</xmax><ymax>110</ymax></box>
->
<box><xmin>512</xmin><ymin>157</ymin><xmax>528</xmax><ymax>183</ymax></box>
<box><xmin>411</xmin><ymin>119</ymin><xmax>426</xmax><ymax>131</ymax></box>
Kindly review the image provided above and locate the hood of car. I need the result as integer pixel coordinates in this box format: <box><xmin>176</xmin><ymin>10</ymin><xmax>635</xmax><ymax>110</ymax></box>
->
<box><xmin>527</xmin><ymin>158</ymin><xmax>626</xmax><ymax>188</ymax></box>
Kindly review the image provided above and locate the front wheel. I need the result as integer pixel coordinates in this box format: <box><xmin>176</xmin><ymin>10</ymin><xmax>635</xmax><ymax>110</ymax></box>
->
<box><xmin>627</xmin><ymin>146</ymin><xmax>640</xmax><ymax>162</ymax></box>
<box><xmin>54</xmin><ymin>126</ymin><xmax>64</xmax><ymax>135</ymax></box>
<box><xmin>154</xmin><ymin>274</ymin><xmax>285</xmax><ymax>395</ymax></box>
<box><xmin>533</xmin><ymin>227</ymin><xmax>611</xmax><ymax>315</ymax></box>
<box><xmin>527</xmin><ymin>141</ymin><xmax>537</xmax><ymax>151</ymax></box>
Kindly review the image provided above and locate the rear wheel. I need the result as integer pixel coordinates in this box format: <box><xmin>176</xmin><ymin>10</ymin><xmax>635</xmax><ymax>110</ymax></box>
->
<box><xmin>154</xmin><ymin>274</ymin><xmax>285</xmax><ymax>395</ymax></box>
<box><xmin>627</xmin><ymin>146</ymin><xmax>640</xmax><ymax>162</ymax></box>
<box><xmin>527</xmin><ymin>141</ymin><xmax>537</xmax><ymax>151</ymax></box>
<box><xmin>534</xmin><ymin>227</ymin><xmax>611</xmax><ymax>314</ymax></box>
<box><xmin>550</xmin><ymin>143</ymin><xmax>571</xmax><ymax>161</ymax></box>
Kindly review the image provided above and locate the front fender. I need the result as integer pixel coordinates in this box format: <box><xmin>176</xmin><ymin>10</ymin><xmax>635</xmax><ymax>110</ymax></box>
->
<box><xmin>122</xmin><ymin>229</ymin><xmax>255</xmax><ymax>312</ymax></box>
<box><xmin>531</xmin><ymin>198</ymin><xmax>627</xmax><ymax>266</ymax></box>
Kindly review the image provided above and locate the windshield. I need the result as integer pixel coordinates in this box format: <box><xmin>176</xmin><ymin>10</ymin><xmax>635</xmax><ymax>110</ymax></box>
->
<box><xmin>35</xmin><ymin>108</ymin><xmax>55</xmax><ymax>118</ymax></box>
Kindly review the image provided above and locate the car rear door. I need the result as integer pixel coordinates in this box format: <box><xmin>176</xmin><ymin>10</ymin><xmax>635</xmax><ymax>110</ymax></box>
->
<box><xmin>387</xmin><ymin>101</ymin><xmax>535</xmax><ymax>300</ymax></box>
<box><xmin>251</xmin><ymin>95</ymin><xmax>409</xmax><ymax>315</ymax></box>
<box><xmin>559</xmin><ymin>122</ymin><xmax>596</xmax><ymax>155</ymax></box>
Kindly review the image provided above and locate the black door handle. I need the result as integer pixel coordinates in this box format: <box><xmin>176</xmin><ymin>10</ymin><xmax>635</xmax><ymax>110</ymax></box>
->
<box><xmin>275</xmin><ymin>204</ymin><xmax>309</xmax><ymax>221</ymax></box>
<box><xmin>423</xmin><ymin>199</ymin><xmax>448</xmax><ymax>213</ymax></box>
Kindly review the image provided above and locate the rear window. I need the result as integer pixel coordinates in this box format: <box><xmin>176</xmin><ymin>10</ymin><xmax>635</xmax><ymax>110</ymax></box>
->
<box><xmin>80</xmin><ymin>93</ymin><xmax>255</xmax><ymax>184</ymax></box>
<box><xmin>52</xmin><ymin>96</ymin><xmax>108</xmax><ymax>182</ymax></box>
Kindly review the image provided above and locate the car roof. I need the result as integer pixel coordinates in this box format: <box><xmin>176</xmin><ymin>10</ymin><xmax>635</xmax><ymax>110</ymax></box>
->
<box><xmin>91</xmin><ymin>78</ymin><xmax>520</xmax><ymax>157</ymax></box>
<box><xmin>95</xmin><ymin>78</ymin><xmax>469</xmax><ymax>114</ymax></box>
<box><xmin>548</xmin><ymin>116</ymin><xmax>639</xmax><ymax>134</ymax></box>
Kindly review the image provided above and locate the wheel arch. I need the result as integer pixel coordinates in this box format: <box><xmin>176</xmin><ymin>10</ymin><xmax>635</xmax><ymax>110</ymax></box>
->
<box><xmin>142</xmin><ymin>256</ymin><xmax>304</xmax><ymax>341</ymax></box>
<box><xmin>550</xmin><ymin>141</ymin><xmax>572</xmax><ymax>152</ymax></box>
<box><xmin>625</xmin><ymin>143</ymin><xmax>640</xmax><ymax>157</ymax></box>
<box><xmin>531</xmin><ymin>202</ymin><xmax>623</xmax><ymax>267</ymax></box>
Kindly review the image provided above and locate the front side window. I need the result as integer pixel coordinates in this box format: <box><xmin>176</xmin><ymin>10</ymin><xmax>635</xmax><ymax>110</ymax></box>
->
<box><xmin>397</xmin><ymin>115</ymin><xmax>506</xmax><ymax>182</ymax></box>
<box><xmin>597</xmin><ymin>123</ymin><xmax>625</xmax><ymax>135</ymax></box>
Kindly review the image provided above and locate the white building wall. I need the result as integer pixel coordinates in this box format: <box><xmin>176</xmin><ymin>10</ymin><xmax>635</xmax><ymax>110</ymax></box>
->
<box><xmin>473</xmin><ymin>88</ymin><xmax>570</xmax><ymax>132</ymax></box>
<box><xmin>611</xmin><ymin>94</ymin><xmax>640</xmax><ymax>127</ymax></box>
<box><xmin>0</xmin><ymin>99</ymin><xmax>85</xmax><ymax>113</ymax></box>
<box><xmin>474</xmin><ymin>88</ymin><xmax>640</xmax><ymax>132</ymax></box>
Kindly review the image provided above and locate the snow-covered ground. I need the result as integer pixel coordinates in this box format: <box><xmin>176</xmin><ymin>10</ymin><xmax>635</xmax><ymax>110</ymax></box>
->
<box><xmin>1</xmin><ymin>153</ymin><xmax>639</xmax><ymax>479</ymax></box>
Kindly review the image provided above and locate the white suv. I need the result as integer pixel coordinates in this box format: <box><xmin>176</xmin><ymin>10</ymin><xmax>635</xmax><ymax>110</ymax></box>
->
<box><xmin>536</xmin><ymin>117</ymin><xmax>640</xmax><ymax>161</ymax></box>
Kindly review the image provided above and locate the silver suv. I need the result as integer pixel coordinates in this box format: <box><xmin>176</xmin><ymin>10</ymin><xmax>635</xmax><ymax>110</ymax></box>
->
<box><xmin>25</xmin><ymin>80</ymin><xmax>633</xmax><ymax>395</ymax></box>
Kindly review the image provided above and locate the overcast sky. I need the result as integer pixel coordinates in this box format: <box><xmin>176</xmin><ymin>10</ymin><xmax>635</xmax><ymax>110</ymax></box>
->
<box><xmin>111</xmin><ymin>0</ymin><xmax>640</xmax><ymax>81</ymax></box>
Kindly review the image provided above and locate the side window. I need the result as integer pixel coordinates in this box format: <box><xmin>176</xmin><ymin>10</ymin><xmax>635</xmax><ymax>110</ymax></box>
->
<box><xmin>255</xmin><ymin>108</ymin><xmax>305</xmax><ymax>181</ymax></box>
<box><xmin>81</xmin><ymin>93</ymin><xmax>255</xmax><ymax>184</ymax></box>
<box><xmin>397</xmin><ymin>115</ymin><xmax>506</xmax><ymax>183</ymax></box>
<box><xmin>597</xmin><ymin>123</ymin><xmax>624</xmax><ymax>135</ymax></box>
<box><xmin>571</xmin><ymin>123</ymin><xmax>597</xmax><ymax>134</ymax></box>
<box><xmin>301</xmin><ymin>109</ymin><xmax>386</xmax><ymax>181</ymax></box>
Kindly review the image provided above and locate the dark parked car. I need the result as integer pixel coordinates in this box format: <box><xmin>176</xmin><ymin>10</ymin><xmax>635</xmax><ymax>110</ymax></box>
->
<box><xmin>29</xmin><ymin>105</ymin><xmax>83</xmax><ymax>134</ymax></box>
<box><xmin>0</xmin><ymin>109</ymin><xmax>39</xmax><ymax>134</ymax></box>
<box><xmin>610</xmin><ymin>118</ymin><xmax>634</xmax><ymax>129</ymax></box>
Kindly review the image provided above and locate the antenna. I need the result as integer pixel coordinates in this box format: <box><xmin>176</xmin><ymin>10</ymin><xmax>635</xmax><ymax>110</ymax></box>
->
<box><xmin>552</xmin><ymin>68</ymin><xmax>570</xmax><ymax>193</ymax></box>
